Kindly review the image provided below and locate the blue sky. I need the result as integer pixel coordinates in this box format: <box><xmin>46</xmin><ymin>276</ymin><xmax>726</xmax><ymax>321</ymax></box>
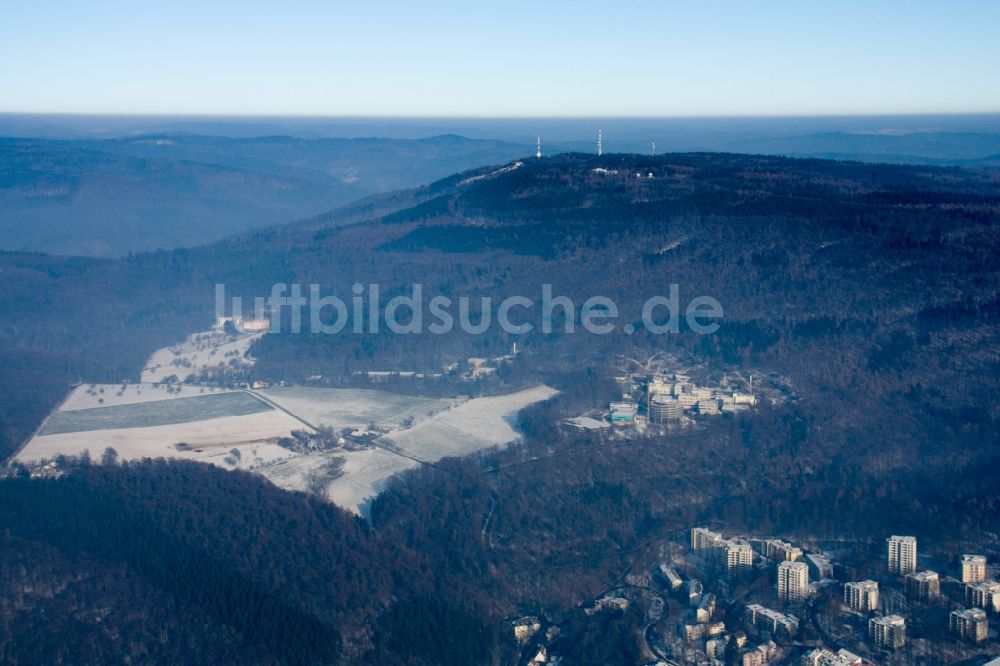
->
<box><xmin>1</xmin><ymin>0</ymin><xmax>998</xmax><ymax>116</ymax></box>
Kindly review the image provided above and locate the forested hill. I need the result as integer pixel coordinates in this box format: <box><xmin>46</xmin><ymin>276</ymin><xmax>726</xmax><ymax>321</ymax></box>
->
<box><xmin>2</xmin><ymin>152</ymin><xmax>999</xmax><ymax>467</ymax></box>
<box><xmin>1</xmin><ymin>152</ymin><xmax>999</xmax><ymax>664</ymax></box>
<box><xmin>0</xmin><ymin>133</ymin><xmax>529</xmax><ymax>256</ymax></box>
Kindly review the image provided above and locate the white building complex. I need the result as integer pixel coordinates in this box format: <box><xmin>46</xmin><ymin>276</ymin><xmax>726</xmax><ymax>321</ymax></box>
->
<box><xmin>961</xmin><ymin>554</ymin><xmax>987</xmax><ymax>583</ymax></box>
<box><xmin>869</xmin><ymin>615</ymin><xmax>906</xmax><ymax>650</ymax></box>
<box><xmin>745</xmin><ymin>603</ymin><xmax>799</xmax><ymax>636</ymax></box>
<box><xmin>690</xmin><ymin>527</ymin><xmax>754</xmax><ymax>576</ymax></box>
<box><xmin>905</xmin><ymin>570</ymin><xmax>940</xmax><ymax>601</ymax></box>
<box><xmin>844</xmin><ymin>580</ymin><xmax>879</xmax><ymax>612</ymax></box>
<box><xmin>966</xmin><ymin>580</ymin><xmax>1000</xmax><ymax>612</ymax></box>
<box><xmin>778</xmin><ymin>561</ymin><xmax>810</xmax><ymax>602</ymax></box>
<box><xmin>886</xmin><ymin>535</ymin><xmax>917</xmax><ymax>575</ymax></box>
<box><xmin>726</xmin><ymin>541</ymin><xmax>755</xmax><ymax>576</ymax></box>
<box><xmin>754</xmin><ymin>538</ymin><xmax>803</xmax><ymax>562</ymax></box>
<box><xmin>950</xmin><ymin>607</ymin><xmax>988</xmax><ymax>642</ymax></box>
<box><xmin>691</xmin><ymin>527</ymin><xmax>725</xmax><ymax>551</ymax></box>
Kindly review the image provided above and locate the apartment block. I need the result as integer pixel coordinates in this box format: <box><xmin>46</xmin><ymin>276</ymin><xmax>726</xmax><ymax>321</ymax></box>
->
<box><xmin>869</xmin><ymin>615</ymin><xmax>906</xmax><ymax>650</ymax></box>
<box><xmin>961</xmin><ymin>554</ymin><xmax>987</xmax><ymax>584</ymax></box>
<box><xmin>905</xmin><ymin>570</ymin><xmax>940</xmax><ymax>601</ymax></box>
<box><xmin>778</xmin><ymin>561</ymin><xmax>810</xmax><ymax>603</ymax></box>
<box><xmin>950</xmin><ymin>608</ymin><xmax>988</xmax><ymax>642</ymax></box>
<box><xmin>886</xmin><ymin>536</ymin><xmax>917</xmax><ymax>575</ymax></box>
<box><xmin>844</xmin><ymin>580</ymin><xmax>879</xmax><ymax>612</ymax></box>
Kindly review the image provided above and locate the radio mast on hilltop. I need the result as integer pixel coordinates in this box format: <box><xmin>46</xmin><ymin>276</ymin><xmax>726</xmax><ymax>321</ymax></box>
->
<box><xmin>597</xmin><ymin>129</ymin><xmax>603</xmax><ymax>156</ymax></box>
<box><xmin>651</xmin><ymin>141</ymin><xmax>656</xmax><ymax>156</ymax></box>
<box><xmin>536</xmin><ymin>136</ymin><xmax>542</xmax><ymax>159</ymax></box>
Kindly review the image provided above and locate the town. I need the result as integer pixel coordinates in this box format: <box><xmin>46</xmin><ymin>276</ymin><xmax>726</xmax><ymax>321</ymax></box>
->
<box><xmin>513</xmin><ymin>528</ymin><xmax>1000</xmax><ymax>665</ymax></box>
<box><xmin>566</xmin><ymin>364</ymin><xmax>767</xmax><ymax>433</ymax></box>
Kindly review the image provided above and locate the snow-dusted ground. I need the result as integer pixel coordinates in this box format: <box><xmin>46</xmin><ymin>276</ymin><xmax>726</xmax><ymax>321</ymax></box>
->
<box><xmin>60</xmin><ymin>383</ymin><xmax>237</xmax><ymax>411</ymax></box>
<box><xmin>142</xmin><ymin>329</ymin><xmax>262</xmax><ymax>383</ymax></box>
<box><xmin>17</xmin><ymin>410</ymin><xmax>302</xmax><ymax>467</ymax></box>
<box><xmin>19</xmin><ymin>379</ymin><xmax>557</xmax><ymax>516</ymax></box>
<box><xmin>259</xmin><ymin>448</ymin><xmax>419</xmax><ymax>515</ymax></box>
<box><xmin>378</xmin><ymin>385</ymin><xmax>558</xmax><ymax>462</ymax></box>
<box><xmin>39</xmin><ymin>392</ymin><xmax>271</xmax><ymax>435</ymax></box>
<box><xmin>260</xmin><ymin>387</ymin><xmax>456</xmax><ymax>430</ymax></box>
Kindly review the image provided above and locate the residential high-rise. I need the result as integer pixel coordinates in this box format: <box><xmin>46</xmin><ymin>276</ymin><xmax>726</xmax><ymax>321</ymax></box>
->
<box><xmin>726</xmin><ymin>541</ymin><xmax>754</xmax><ymax>576</ymax></box>
<box><xmin>966</xmin><ymin>580</ymin><xmax>1000</xmax><ymax>613</ymax></box>
<box><xmin>844</xmin><ymin>580</ymin><xmax>879</xmax><ymax>612</ymax></box>
<box><xmin>886</xmin><ymin>536</ymin><xmax>917</xmax><ymax>575</ymax></box>
<box><xmin>778</xmin><ymin>561</ymin><xmax>810</xmax><ymax>603</ymax></box>
<box><xmin>691</xmin><ymin>527</ymin><xmax>724</xmax><ymax>551</ymax></box>
<box><xmin>869</xmin><ymin>615</ymin><xmax>906</xmax><ymax>650</ymax></box>
<box><xmin>905</xmin><ymin>570</ymin><xmax>940</xmax><ymax>601</ymax></box>
<box><xmin>950</xmin><ymin>608</ymin><xmax>988</xmax><ymax>642</ymax></box>
<box><xmin>961</xmin><ymin>554</ymin><xmax>987</xmax><ymax>583</ymax></box>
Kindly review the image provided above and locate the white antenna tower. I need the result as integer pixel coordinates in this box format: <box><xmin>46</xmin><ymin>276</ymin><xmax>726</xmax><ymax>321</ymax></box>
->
<box><xmin>749</xmin><ymin>373</ymin><xmax>753</xmax><ymax>396</ymax></box>
<box><xmin>651</xmin><ymin>141</ymin><xmax>656</xmax><ymax>156</ymax></box>
<box><xmin>597</xmin><ymin>129</ymin><xmax>603</xmax><ymax>156</ymax></box>
<box><xmin>536</xmin><ymin>136</ymin><xmax>542</xmax><ymax>159</ymax></box>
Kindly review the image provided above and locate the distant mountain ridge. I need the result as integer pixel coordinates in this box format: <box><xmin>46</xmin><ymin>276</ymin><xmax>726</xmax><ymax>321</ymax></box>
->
<box><xmin>0</xmin><ymin>133</ymin><xmax>530</xmax><ymax>257</ymax></box>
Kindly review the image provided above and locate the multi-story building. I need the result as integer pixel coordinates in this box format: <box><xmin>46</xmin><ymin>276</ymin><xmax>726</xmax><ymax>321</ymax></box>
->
<box><xmin>726</xmin><ymin>541</ymin><xmax>755</xmax><ymax>576</ymax></box>
<box><xmin>704</xmin><ymin>621</ymin><xmax>726</xmax><ymax>637</ymax></box>
<box><xmin>686</xmin><ymin>579</ymin><xmax>703</xmax><ymax>606</ymax></box>
<box><xmin>682</xmin><ymin>621</ymin><xmax>725</xmax><ymax>641</ymax></box>
<box><xmin>741</xmin><ymin>640</ymin><xmax>777</xmax><ymax>666</ymax></box>
<box><xmin>697</xmin><ymin>593</ymin><xmax>716</xmax><ymax>623</ymax></box>
<box><xmin>692</xmin><ymin>527</ymin><xmax>725</xmax><ymax>551</ymax></box>
<box><xmin>869</xmin><ymin>615</ymin><xmax>906</xmax><ymax>650</ymax></box>
<box><xmin>706</xmin><ymin>632</ymin><xmax>748</xmax><ymax>658</ymax></box>
<box><xmin>844</xmin><ymin>580</ymin><xmax>879</xmax><ymax>612</ymax></box>
<box><xmin>745</xmin><ymin>604</ymin><xmax>799</xmax><ymax>637</ymax></box>
<box><xmin>608</xmin><ymin>401</ymin><xmax>638</xmax><ymax>422</ymax></box>
<box><xmin>805</xmin><ymin>552</ymin><xmax>834</xmax><ymax>580</ymax></box>
<box><xmin>886</xmin><ymin>536</ymin><xmax>917</xmax><ymax>575</ymax></box>
<box><xmin>778</xmin><ymin>561</ymin><xmax>810</xmax><ymax>602</ymax></box>
<box><xmin>801</xmin><ymin>648</ymin><xmax>863</xmax><ymax>666</ymax></box>
<box><xmin>681</xmin><ymin>623</ymin><xmax>705</xmax><ymax>641</ymax></box>
<box><xmin>678</xmin><ymin>392</ymin><xmax>699</xmax><ymax>408</ymax></box>
<box><xmin>512</xmin><ymin>616</ymin><xmax>541</xmax><ymax>643</ymax></box>
<box><xmin>697</xmin><ymin>398</ymin><xmax>721</xmax><ymax>415</ymax></box>
<box><xmin>950</xmin><ymin>607</ymin><xmax>988</xmax><ymax>642</ymax></box>
<box><xmin>966</xmin><ymin>580</ymin><xmax>1000</xmax><ymax>612</ymax></box>
<box><xmin>905</xmin><ymin>570</ymin><xmax>940</xmax><ymax>601</ymax></box>
<box><xmin>658</xmin><ymin>564</ymin><xmax>683</xmax><ymax>590</ymax></box>
<box><xmin>755</xmin><ymin>538</ymin><xmax>803</xmax><ymax>562</ymax></box>
<box><xmin>961</xmin><ymin>554</ymin><xmax>987</xmax><ymax>584</ymax></box>
<box><xmin>648</xmin><ymin>394</ymin><xmax>682</xmax><ymax>423</ymax></box>
<box><xmin>705</xmin><ymin>637</ymin><xmax>729</xmax><ymax>659</ymax></box>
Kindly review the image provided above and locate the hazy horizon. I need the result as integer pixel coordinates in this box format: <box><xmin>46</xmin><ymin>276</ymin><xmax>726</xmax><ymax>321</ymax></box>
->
<box><xmin>3</xmin><ymin>1</ymin><xmax>998</xmax><ymax>117</ymax></box>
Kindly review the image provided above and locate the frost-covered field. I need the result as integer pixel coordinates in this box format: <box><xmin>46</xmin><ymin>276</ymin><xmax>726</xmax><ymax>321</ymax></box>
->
<box><xmin>39</xmin><ymin>392</ymin><xmax>272</xmax><ymax>435</ymax></box>
<box><xmin>60</xmin><ymin>383</ymin><xmax>237</xmax><ymax>411</ymax></box>
<box><xmin>142</xmin><ymin>329</ymin><xmax>262</xmax><ymax>383</ymax></box>
<box><xmin>20</xmin><ymin>378</ymin><xmax>556</xmax><ymax>516</ymax></box>
<box><xmin>259</xmin><ymin>448</ymin><xmax>419</xmax><ymax>515</ymax></box>
<box><xmin>260</xmin><ymin>387</ymin><xmax>456</xmax><ymax>430</ymax></box>
<box><xmin>378</xmin><ymin>385</ymin><xmax>558</xmax><ymax>462</ymax></box>
<box><xmin>17</xmin><ymin>411</ymin><xmax>302</xmax><ymax>467</ymax></box>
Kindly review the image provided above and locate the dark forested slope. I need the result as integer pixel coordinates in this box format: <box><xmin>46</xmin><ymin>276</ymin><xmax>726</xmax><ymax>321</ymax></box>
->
<box><xmin>0</xmin><ymin>153</ymin><xmax>998</xmax><ymax>663</ymax></box>
<box><xmin>0</xmin><ymin>134</ymin><xmax>528</xmax><ymax>256</ymax></box>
